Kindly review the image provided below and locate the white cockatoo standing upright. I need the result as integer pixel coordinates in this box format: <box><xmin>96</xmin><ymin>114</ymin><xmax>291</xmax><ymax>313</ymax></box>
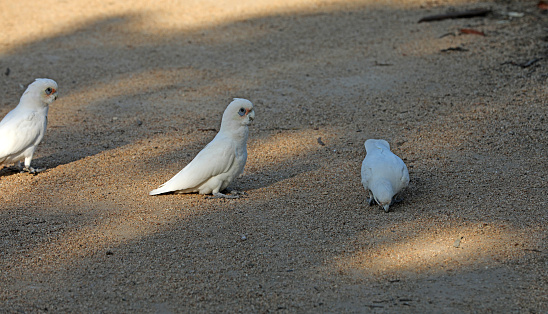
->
<box><xmin>150</xmin><ymin>98</ymin><xmax>255</xmax><ymax>198</ymax></box>
<box><xmin>0</xmin><ymin>78</ymin><xmax>58</xmax><ymax>173</ymax></box>
<box><xmin>361</xmin><ymin>139</ymin><xmax>409</xmax><ymax>212</ymax></box>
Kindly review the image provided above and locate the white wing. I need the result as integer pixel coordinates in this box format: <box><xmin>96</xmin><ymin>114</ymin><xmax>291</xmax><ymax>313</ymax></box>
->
<box><xmin>150</xmin><ymin>134</ymin><xmax>237</xmax><ymax>195</ymax></box>
<box><xmin>361</xmin><ymin>156</ymin><xmax>374</xmax><ymax>189</ymax></box>
<box><xmin>397</xmin><ymin>157</ymin><xmax>410</xmax><ymax>191</ymax></box>
<box><xmin>0</xmin><ymin>109</ymin><xmax>44</xmax><ymax>160</ymax></box>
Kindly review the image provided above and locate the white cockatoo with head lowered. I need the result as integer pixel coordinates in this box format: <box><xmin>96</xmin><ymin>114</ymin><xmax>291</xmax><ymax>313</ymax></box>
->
<box><xmin>0</xmin><ymin>78</ymin><xmax>58</xmax><ymax>173</ymax></box>
<box><xmin>150</xmin><ymin>98</ymin><xmax>255</xmax><ymax>198</ymax></box>
<box><xmin>361</xmin><ymin>139</ymin><xmax>409</xmax><ymax>212</ymax></box>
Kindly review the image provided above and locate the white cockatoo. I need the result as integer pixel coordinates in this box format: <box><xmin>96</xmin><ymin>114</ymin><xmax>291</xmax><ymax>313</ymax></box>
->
<box><xmin>0</xmin><ymin>78</ymin><xmax>58</xmax><ymax>173</ymax></box>
<box><xmin>361</xmin><ymin>139</ymin><xmax>409</xmax><ymax>212</ymax></box>
<box><xmin>150</xmin><ymin>98</ymin><xmax>255</xmax><ymax>198</ymax></box>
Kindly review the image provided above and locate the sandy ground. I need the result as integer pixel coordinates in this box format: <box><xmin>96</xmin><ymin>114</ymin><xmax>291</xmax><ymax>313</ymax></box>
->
<box><xmin>0</xmin><ymin>0</ymin><xmax>546</xmax><ymax>312</ymax></box>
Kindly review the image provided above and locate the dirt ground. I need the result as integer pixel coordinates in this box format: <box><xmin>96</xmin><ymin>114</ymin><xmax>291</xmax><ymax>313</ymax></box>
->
<box><xmin>0</xmin><ymin>0</ymin><xmax>546</xmax><ymax>312</ymax></box>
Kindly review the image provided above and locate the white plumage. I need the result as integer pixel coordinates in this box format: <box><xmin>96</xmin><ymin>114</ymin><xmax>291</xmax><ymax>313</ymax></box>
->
<box><xmin>0</xmin><ymin>78</ymin><xmax>58</xmax><ymax>173</ymax></box>
<box><xmin>150</xmin><ymin>98</ymin><xmax>255</xmax><ymax>198</ymax></box>
<box><xmin>361</xmin><ymin>139</ymin><xmax>409</xmax><ymax>212</ymax></box>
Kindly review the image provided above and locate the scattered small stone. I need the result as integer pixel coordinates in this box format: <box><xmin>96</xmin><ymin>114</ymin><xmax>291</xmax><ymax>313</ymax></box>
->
<box><xmin>453</xmin><ymin>236</ymin><xmax>464</xmax><ymax>248</ymax></box>
<box><xmin>507</xmin><ymin>12</ymin><xmax>524</xmax><ymax>18</ymax></box>
<box><xmin>317</xmin><ymin>137</ymin><xmax>326</xmax><ymax>146</ymax></box>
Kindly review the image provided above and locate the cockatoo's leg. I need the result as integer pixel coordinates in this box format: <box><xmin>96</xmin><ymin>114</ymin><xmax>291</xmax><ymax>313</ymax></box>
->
<box><xmin>393</xmin><ymin>193</ymin><xmax>404</xmax><ymax>204</ymax></box>
<box><xmin>20</xmin><ymin>159</ymin><xmax>45</xmax><ymax>174</ymax></box>
<box><xmin>367</xmin><ymin>191</ymin><xmax>375</xmax><ymax>206</ymax></box>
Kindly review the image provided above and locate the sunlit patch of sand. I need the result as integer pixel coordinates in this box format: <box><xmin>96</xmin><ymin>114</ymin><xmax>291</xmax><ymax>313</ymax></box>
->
<box><xmin>330</xmin><ymin>220</ymin><xmax>537</xmax><ymax>279</ymax></box>
<box><xmin>247</xmin><ymin>127</ymin><xmax>337</xmax><ymax>170</ymax></box>
<box><xmin>0</xmin><ymin>0</ymin><xmax>480</xmax><ymax>49</ymax></box>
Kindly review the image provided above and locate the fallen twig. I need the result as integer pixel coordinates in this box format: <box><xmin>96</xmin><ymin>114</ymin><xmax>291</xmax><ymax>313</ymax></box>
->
<box><xmin>501</xmin><ymin>58</ymin><xmax>541</xmax><ymax>68</ymax></box>
<box><xmin>441</xmin><ymin>46</ymin><xmax>469</xmax><ymax>52</ymax></box>
<box><xmin>365</xmin><ymin>304</ymin><xmax>384</xmax><ymax>309</ymax></box>
<box><xmin>439</xmin><ymin>32</ymin><xmax>457</xmax><ymax>38</ymax></box>
<box><xmin>418</xmin><ymin>8</ymin><xmax>491</xmax><ymax>23</ymax></box>
<box><xmin>460</xmin><ymin>28</ymin><xmax>485</xmax><ymax>36</ymax></box>
<box><xmin>521</xmin><ymin>58</ymin><xmax>541</xmax><ymax>68</ymax></box>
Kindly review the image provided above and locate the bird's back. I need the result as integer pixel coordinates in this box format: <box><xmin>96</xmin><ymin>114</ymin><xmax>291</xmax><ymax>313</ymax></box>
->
<box><xmin>362</xmin><ymin>147</ymin><xmax>409</xmax><ymax>191</ymax></box>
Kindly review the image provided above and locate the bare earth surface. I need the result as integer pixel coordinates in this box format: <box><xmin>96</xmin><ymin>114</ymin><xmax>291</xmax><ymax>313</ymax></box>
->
<box><xmin>0</xmin><ymin>0</ymin><xmax>546</xmax><ymax>312</ymax></box>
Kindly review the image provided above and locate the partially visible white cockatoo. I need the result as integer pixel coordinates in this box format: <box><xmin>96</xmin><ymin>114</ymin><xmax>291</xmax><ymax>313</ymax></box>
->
<box><xmin>150</xmin><ymin>98</ymin><xmax>255</xmax><ymax>198</ymax></box>
<box><xmin>361</xmin><ymin>139</ymin><xmax>409</xmax><ymax>212</ymax></box>
<box><xmin>0</xmin><ymin>78</ymin><xmax>58</xmax><ymax>173</ymax></box>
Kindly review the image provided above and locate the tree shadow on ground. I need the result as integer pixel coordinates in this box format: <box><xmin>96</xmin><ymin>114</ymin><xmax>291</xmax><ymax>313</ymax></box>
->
<box><xmin>0</xmin><ymin>0</ymin><xmax>546</xmax><ymax>312</ymax></box>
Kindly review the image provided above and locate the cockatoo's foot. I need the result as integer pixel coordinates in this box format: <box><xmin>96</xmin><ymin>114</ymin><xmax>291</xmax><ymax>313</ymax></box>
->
<box><xmin>207</xmin><ymin>192</ymin><xmax>244</xmax><ymax>199</ymax></box>
<box><xmin>228</xmin><ymin>189</ymin><xmax>247</xmax><ymax>197</ymax></box>
<box><xmin>21</xmin><ymin>166</ymin><xmax>45</xmax><ymax>174</ymax></box>
<box><xmin>367</xmin><ymin>191</ymin><xmax>376</xmax><ymax>206</ymax></box>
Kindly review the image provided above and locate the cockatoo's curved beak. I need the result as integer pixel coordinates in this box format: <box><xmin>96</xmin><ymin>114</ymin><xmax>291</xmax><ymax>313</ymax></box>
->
<box><xmin>247</xmin><ymin>109</ymin><xmax>255</xmax><ymax>121</ymax></box>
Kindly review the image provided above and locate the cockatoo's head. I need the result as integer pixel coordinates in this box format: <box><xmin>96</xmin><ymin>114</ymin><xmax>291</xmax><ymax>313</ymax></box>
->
<box><xmin>23</xmin><ymin>78</ymin><xmax>58</xmax><ymax>106</ymax></box>
<box><xmin>364</xmin><ymin>139</ymin><xmax>390</xmax><ymax>153</ymax></box>
<box><xmin>221</xmin><ymin>98</ymin><xmax>255</xmax><ymax>129</ymax></box>
<box><xmin>371</xmin><ymin>180</ymin><xmax>395</xmax><ymax>212</ymax></box>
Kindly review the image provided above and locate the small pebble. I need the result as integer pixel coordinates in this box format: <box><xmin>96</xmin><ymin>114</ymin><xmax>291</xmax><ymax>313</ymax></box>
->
<box><xmin>453</xmin><ymin>237</ymin><xmax>464</xmax><ymax>248</ymax></box>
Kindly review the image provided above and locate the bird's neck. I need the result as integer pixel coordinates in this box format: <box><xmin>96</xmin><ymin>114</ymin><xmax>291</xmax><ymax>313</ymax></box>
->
<box><xmin>19</xmin><ymin>93</ymin><xmax>48</xmax><ymax>110</ymax></box>
<box><xmin>219</xmin><ymin>123</ymin><xmax>249</xmax><ymax>142</ymax></box>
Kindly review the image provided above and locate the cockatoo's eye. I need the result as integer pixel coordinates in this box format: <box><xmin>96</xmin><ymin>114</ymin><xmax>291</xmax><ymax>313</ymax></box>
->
<box><xmin>238</xmin><ymin>108</ymin><xmax>246</xmax><ymax>116</ymax></box>
<box><xmin>45</xmin><ymin>87</ymin><xmax>53</xmax><ymax>95</ymax></box>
